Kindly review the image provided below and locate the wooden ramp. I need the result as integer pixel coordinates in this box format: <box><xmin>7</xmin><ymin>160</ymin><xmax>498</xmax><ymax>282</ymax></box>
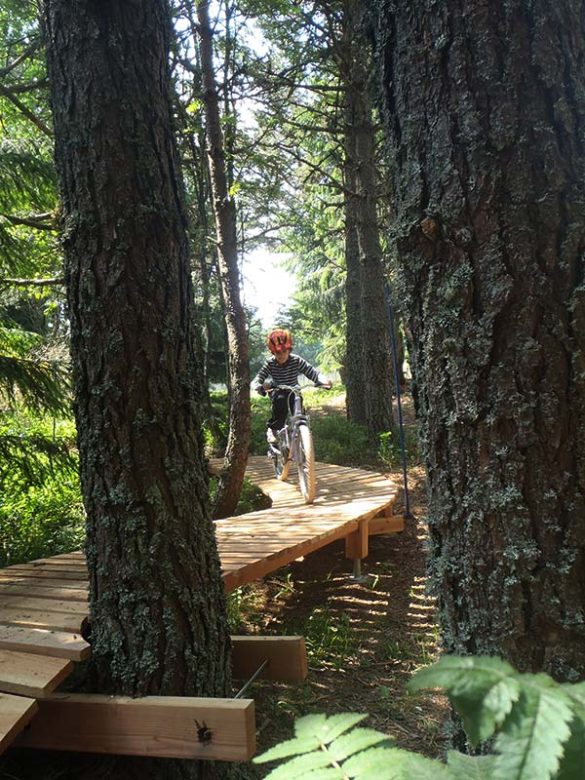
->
<box><xmin>214</xmin><ymin>456</ymin><xmax>402</xmax><ymax>590</ymax></box>
<box><xmin>0</xmin><ymin>456</ymin><xmax>400</xmax><ymax>755</ymax></box>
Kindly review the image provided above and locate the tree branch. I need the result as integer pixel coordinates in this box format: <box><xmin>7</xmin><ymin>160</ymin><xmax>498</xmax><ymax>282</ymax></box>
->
<box><xmin>2</xmin><ymin>212</ymin><xmax>56</xmax><ymax>231</ymax></box>
<box><xmin>0</xmin><ymin>40</ymin><xmax>40</xmax><ymax>78</ymax></box>
<box><xmin>0</xmin><ymin>276</ymin><xmax>64</xmax><ymax>287</ymax></box>
<box><xmin>0</xmin><ymin>84</ymin><xmax>52</xmax><ymax>137</ymax></box>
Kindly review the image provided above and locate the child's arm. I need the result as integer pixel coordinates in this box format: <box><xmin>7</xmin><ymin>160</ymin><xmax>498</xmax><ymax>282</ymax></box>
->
<box><xmin>297</xmin><ymin>357</ymin><xmax>332</xmax><ymax>389</ymax></box>
<box><xmin>252</xmin><ymin>362</ymin><xmax>271</xmax><ymax>395</ymax></box>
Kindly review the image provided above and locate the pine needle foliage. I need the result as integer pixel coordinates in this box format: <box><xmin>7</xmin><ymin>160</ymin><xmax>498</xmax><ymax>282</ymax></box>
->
<box><xmin>254</xmin><ymin>655</ymin><xmax>585</xmax><ymax>779</ymax></box>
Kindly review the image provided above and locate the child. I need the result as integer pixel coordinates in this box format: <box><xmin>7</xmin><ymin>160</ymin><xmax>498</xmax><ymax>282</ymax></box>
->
<box><xmin>253</xmin><ymin>328</ymin><xmax>332</xmax><ymax>443</ymax></box>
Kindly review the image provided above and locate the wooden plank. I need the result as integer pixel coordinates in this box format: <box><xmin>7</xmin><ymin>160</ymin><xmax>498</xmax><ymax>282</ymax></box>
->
<box><xmin>0</xmin><ymin>584</ymin><xmax>88</xmax><ymax>602</ymax></box>
<box><xmin>0</xmin><ymin>575</ymin><xmax>88</xmax><ymax>590</ymax></box>
<box><xmin>0</xmin><ymin>568</ymin><xmax>87</xmax><ymax>581</ymax></box>
<box><xmin>0</xmin><ymin>649</ymin><xmax>73</xmax><ymax>697</ymax></box>
<box><xmin>0</xmin><ymin>625</ymin><xmax>90</xmax><ymax>661</ymax></box>
<box><xmin>0</xmin><ymin>606</ymin><xmax>83</xmax><ymax>634</ymax></box>
<box><xmin>17</xmin><ymin>694</ymin><xmax>256</xmax><ymax>762</ymax></box>
<box><xmin>231</xmin><ymin>636</ymin><xmax>307</xmax><ymax>681</ymax></box>
<box><xmin>0</xmin><ymin>692</ymin><xmax>38</xmax><ymax>755</ymax></box>
<box><xmin>0</xmin><ymin>595</ymin><xmax>88</xmax><ymax>615</ymax></box>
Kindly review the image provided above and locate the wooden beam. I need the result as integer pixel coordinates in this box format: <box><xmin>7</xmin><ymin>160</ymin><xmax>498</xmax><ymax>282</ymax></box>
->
<box><xmin>345</xmin><ymin>517</ymin><xmax>369</xmax><ymax>560</ymax></box>
<box><xmin>231</xmin><ymin>636</ymin><xmax>307</xmax><ymax>681</ymax></box>
<box><xmin>0</xmin><ymin>692</ymin><xmax>38</xmax><ymax>755</ymax></box>
<box><xmin>0</xmin><ymin>649</ymin><xmax>73</xmax><ymax>697</ymax></box>
<box><xmin>17</xmin><ymin>693</ymin><xmax>256</xmax><ymax>762</ymax></box>
<box><xmin>368</xmin><ymin>514</ymin><xmax>405</xmax><ymax>536</ymax></box>
<box><xmin>0</xmin><ymin>625</ymin><xmax>90</xmax><ymax>661</ymax></box>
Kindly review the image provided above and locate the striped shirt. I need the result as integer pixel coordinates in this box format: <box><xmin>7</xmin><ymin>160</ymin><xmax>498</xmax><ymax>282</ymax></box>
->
<box><xmin>253</xmin><ymin>354</ymin><xmax>321</xmax><ymax>389</ymax></box>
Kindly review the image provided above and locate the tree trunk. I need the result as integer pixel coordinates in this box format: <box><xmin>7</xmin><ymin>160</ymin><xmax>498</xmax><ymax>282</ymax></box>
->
<box><xmin>342</xmin><ymin>0</ymin><xmax>393</xmax><ymax>435</ymax></box>
<box><xmin>42</xmin><ymin>1</ymin><xmax>230</xmax><ymax>776</ymax></box>
<box><xmin>196</xmin><ymin>0</ymin><xmax>251</xmax><ymax>519</ymax></box>
<box><xmin>375</xmin><ymin>0</ymin><xmax>585</xmax><ymax>678</ymax></box>
<box><xmin>343</xmin><ymin>120</ymin><xmax>367</xmax><ymax>424</ymax></box>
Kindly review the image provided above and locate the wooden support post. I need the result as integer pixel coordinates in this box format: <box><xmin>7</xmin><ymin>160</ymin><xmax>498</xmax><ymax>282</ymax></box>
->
<box><xmin>16</xmin><ymin>694</ymin><xmax>256</xmax><ymax>762</ymax></box>
<box><xmin>345</xmin><ymin>517</ymin><xmax>369</xmax><ymax>561</ymax></box>
<box><xmin>231</xmin><ymin>636</ymin><xmax>307</xmax><ymax>681</ymax></box>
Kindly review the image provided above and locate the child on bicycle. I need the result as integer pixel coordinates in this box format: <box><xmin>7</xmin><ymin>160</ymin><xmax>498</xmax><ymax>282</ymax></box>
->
<box><xmin>253</xmin><ymin>328</ymin><xmax>332</xmax><ymax>443</ymax></box>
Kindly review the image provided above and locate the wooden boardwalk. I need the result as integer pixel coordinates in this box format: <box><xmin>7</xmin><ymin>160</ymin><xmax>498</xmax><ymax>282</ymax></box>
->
<box><xmin>0</xmin><ymin>456</ymin><xmax>400</xmax><ymax>754</ymax></box>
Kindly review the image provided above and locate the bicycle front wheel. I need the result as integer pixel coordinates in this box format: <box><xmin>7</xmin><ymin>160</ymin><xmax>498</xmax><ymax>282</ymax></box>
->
<box><xmin>296</xmin><ymin>424</ymin><xmax>316</xmax><ymax>503</ymax></box>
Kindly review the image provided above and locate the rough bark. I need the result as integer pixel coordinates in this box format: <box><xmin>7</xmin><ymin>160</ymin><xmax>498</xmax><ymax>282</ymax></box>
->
<box><xmin>375</xmin><ymin>0</ymin><xmax>585</xmax><ymax>677</ymax></box>
<box><xmin>343</xmin><ymin>121</ymin><xmax>367</xmax><ymax>424</ymax></box>
<box><xmin>42</xmin><ymin>0</ymin><xmax>230</xmax><ymax>776</ymax></box>
<box><xmin>196</xmin><ymin>0</ymin><xmax>251</xmax><ymax>519</ymax></box>
<box><xmin>342</xmin><ymin>0</ymin><xmax>394</xmax><ymax>435</ymax></box>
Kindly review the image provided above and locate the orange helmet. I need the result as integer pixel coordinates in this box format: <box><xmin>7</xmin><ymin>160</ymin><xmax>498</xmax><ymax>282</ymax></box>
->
<box><xmin>267</xmin><ymin>328</ymin><xmax>293</xmax><ymax>354</ymax></box>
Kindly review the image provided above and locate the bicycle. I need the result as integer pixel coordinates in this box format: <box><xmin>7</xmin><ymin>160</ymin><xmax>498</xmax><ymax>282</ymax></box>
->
<box><xmin>266</xmin><ymin>384</ymin><xmax>317</xmax><ymax>504</ymax></box>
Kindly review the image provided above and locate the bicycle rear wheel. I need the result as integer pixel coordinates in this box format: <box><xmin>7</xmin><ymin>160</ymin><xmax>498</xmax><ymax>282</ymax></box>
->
<box><xmin>296</xmin><ymin>424</ymin><xmax>316</xmax><ymax>503</ymax></box>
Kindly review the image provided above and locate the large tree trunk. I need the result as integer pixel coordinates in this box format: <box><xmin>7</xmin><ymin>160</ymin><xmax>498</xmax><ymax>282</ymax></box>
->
<box><xmin>375</xmin><ymin>0</ymin><xmax>585</xmax><ymax>677</ymax></box>
<box><xmin>343</xmin><ymin>125</ymin><xmax>367</xmax><ymax>425</ymax></box>
<box><xmin>196</xmin><ymin>0</ymin><xmax>251</xmax><ymax>519</ymax></box>
<box><xmin>42</xmin><ymin>0</ymin><xmax>230</xmax><ymax>776</ymax></box>
<box><xmin>342</xmin><ymin>0</ymin><xmax>393</xmax><ymax>435</ymax></box>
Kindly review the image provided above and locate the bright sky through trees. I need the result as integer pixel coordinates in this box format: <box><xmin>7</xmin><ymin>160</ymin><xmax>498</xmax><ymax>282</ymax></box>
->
<box><xmin>242</xmin><ymin>248</ymin><xmax>297</xmax><ymax>327</ymax></box>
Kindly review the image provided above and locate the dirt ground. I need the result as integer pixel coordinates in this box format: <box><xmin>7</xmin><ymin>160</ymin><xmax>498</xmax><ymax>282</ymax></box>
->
<box><xmin>233</xmin><ymin>394</ymin><xmax>449</xmax><ymax>776</ymax></box>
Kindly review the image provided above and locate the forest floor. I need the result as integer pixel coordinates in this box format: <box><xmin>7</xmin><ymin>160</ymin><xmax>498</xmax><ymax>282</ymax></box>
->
<box><xmin>234</xmin><ymin>391</ymin><xmax>450</xmax><ymax>777</ymax></box>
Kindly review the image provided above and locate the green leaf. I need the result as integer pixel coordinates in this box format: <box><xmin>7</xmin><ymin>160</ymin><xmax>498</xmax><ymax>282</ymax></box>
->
<box><xmin>341</xmin><ymin>746</ymin><xmax>404</xmax><ymax>779</ymax></box>
<box><xmin>302</xmin><ymin>769</ymin><xmax>345</xmax><ymax>779</ymax></box>
<box><xmin>447</xmin><ymin>751</ymin><xmax>497</xmax><ymax>779</ymax></box>
<box><xmin>492</xmin><ymin>679</ymin><xmax>574</xmax><ymax>780</ymax></box>
<box><xmin>328</xmin><ymin>728</ymin><xmax>390</xmax><ymax>762</ymax></box>
<box><xmin>314</xmin><ymin>713</ymin><xmax>368</xmax><ymax>744</ymax></box>
<box><xmin>562</xmin><ymin>681</ymin><xmax>585</xmax><ymax>713</ymax></box>
<box><xmin>295</xmin><ymin>713</ymin><xmax>329</xmax><ymax>738</ymax></box>
<box><xmin>555</xmin><ymin>713</ymin><xmax>585</xmax><ymax>780</ymax></box>
<box><xmin>263</xmin><ymin>750</ymin><xmax>333</xmax><ymax>779</ymax></box>
<box><xmin>396</xmin><ymin>752</ymin><xmax>455</xmax><ymax>780</ymax></box>
<box><xmin>342</xmin><ymin>747</ymin><xmax>453</xmax><ymax>780</ymax></box>
<box><xmin>409</xmin><ymin>655</ymin><xmax>520</xmax><ymax>744</ymax></box>
<box><xmin>254</xmin><ymin>736</ymin><xmax>321</xmax><ymax>763</ymax></box>
<box><xmin>186</xmin><ymin>99</ymin><xmax>201</xmax><ymax>114</ymax></box>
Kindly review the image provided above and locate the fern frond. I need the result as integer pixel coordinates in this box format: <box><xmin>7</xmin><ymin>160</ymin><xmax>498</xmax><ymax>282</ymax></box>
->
<box><xmin>0</xmin><ymin>432</ymin><xmax>77</xmax><ymax>487</ymax></box>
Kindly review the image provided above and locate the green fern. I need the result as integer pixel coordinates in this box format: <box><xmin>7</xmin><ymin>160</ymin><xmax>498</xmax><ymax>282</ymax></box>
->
<box><xmin>254</xmin><ymin>656</ymin><xmax>585</xmax><ymax>779</ymax></box>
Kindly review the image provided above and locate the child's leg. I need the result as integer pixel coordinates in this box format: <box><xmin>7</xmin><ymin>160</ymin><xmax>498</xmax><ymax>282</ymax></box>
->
<box><xmin>267</xmin><ymin>390</ymin><xmax>289</xmax><ymax>433</ymax></box>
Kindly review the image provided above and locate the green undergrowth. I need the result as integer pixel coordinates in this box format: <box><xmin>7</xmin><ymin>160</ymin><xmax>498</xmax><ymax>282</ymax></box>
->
<box><xmin>206</xmin><ymin>385</ymin><xmax>420</xmax><ymax>470</ymax></box>
<box><xmin>255</xmin><ymin>655</ymin><xmax>585</xmax><ymax>780</ymax></box>
<box><xmin>0</xmin><ymin>471</ymin><xmax>85</xmax><ymax>567</ymax></box>
<box><xmin>0</xmin><ymin>410</ymin><xmax>84</xmax><ymax>567</ymax></box>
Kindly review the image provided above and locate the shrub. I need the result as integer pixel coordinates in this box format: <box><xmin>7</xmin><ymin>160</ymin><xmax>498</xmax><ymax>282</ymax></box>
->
<box><xmin>254</xmin><ymin>655</ymin><xmax>585</xmax><ymax>779</ymax></box>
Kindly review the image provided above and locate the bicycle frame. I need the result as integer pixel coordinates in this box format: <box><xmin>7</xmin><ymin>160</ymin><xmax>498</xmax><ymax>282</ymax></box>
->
<box><xmin>267</xmin><ymin>384</ymin><xmax>316</xmax><ymax>503</ymax></box>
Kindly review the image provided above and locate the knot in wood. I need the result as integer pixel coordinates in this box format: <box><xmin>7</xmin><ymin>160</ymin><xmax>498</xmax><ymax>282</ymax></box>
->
<box><xmin>420</xmin><ymin>216</ymin><xmax>439</xmax><ymax>240</ymax></box>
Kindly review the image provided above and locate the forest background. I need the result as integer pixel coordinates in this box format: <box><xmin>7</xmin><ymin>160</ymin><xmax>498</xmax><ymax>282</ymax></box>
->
<box><xmin>1</xmin><ymin>1</ymin><xmax>585</xmax><ymax>779</ymax></box>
